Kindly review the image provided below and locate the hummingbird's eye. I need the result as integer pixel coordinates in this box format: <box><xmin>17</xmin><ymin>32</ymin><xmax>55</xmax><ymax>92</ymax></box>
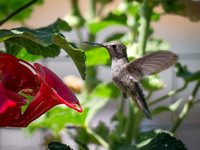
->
<box><xmin>112</xmin><ymin>45</ymin><xmax>116</xmax><ymax>49</ymax></box>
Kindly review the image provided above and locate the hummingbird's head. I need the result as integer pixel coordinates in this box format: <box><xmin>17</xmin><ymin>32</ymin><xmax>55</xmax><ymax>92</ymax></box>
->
<box><xmin>84</xmin><ymin>41</ymin><xmax>128</xmax><ymax>60</ymax></box>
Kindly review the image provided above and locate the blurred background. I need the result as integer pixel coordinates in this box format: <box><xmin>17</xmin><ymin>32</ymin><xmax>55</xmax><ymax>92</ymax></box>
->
<box><xmin>0</xmin><ymin>0</ymin><xmax>200</xmax><ymax>150</ymax></box>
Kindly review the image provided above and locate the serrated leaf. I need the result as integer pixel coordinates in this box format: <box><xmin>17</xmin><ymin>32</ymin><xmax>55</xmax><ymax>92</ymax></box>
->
<box><xmin>136</xmin><ymin>129</ymin><xmax>161</xmax><ymax>147</ymax></box>
<box><xmin>48</xmin><ymin>142</ymin><xmax>73</xmax><ymax>150</ymax></box>
<box><xmin>5</xmin><ymin>41</ymin><xmax>41</xmax><ymax>61</ymax></box>
<box><xmin>138</xmin><ymin>132</ymin><xmax>187</xmax><ymax>150</ymax></box>
<box><xmin>53</xmin><ymin>36</ymin><xmax>86</xmax><ymax>79</ymax></box>
<box><xmin>39</xmin><ymin>18</ymin><xmax>71</xmax><ymax>32</ymax></box>
<box><xmin>0</xmin><ymin>19</ymin><xmax>86</xmax><ymax>79</ymax></box>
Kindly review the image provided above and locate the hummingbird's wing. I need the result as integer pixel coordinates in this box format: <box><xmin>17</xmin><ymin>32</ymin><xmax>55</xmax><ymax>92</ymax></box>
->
<box><xmin>125</xmin><ymin>51</ymin><xmax>178</xmax><ymax>81</ymax></box>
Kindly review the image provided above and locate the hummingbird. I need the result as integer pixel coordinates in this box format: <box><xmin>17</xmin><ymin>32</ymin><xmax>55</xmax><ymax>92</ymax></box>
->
<box><xmin>84</xmin><ymin>41</ymin><xmax>178</xmax><ymax>120</ymax></box>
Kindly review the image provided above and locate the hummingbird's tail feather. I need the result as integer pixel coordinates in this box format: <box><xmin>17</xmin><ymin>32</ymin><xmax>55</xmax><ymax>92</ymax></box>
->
<box><xmin>131</xmin><ymin>83</ymin><xmax>152</xmax><ymax>120</ymax></box>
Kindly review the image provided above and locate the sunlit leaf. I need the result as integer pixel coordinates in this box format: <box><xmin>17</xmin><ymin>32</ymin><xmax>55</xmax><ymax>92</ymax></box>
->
<box><xmin>85</xmin><ymin>47</ymin><xmax>110</xmax><ymax>66</ymax></box>
<box><xmin>141</xmin><ymin>75</ymin><xmax>164</xmax><ymax>91</ymax></box>
<box><xmin>89</xmin><ymin>12</ymin><xmax>127</xmax><ymax>34</ymax></box>
<box><xmin>26</xmin><ymin>106</ymin><xmax>89</xmax><ymax>135</ymax></box>
<box><xmin>91</xmin><ymin>82</ymin><xmax>120</xmax><ymax>99</ymax></box>
<box><xmin>169</xmin><ymin>98</ymin><xmax>184</xmax><ymax>112</ymax></box>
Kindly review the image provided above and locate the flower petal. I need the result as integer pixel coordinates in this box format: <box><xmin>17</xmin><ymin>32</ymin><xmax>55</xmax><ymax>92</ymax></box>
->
<box><xmin>0</xmin><ymin>82</ymin><xmax>8</xmax><ymax>114</ymax></box>
<box><xmin>0</xmin><ymin>53</ymin><xmax>41</xmax><ymax>96</ymax></box>
<box><xmin>19</xmin><ymin>63</ymin><xmax>82</xmax><ymax>127</ymax></box>
<box><xmin>34</xmin><ymin>63</ymin><xmax>82</xmax><ymax>110</ymax></box>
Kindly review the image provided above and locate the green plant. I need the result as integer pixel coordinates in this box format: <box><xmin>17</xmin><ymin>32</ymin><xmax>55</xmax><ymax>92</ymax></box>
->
<box><xmin>0</xmin><ymin>0</ymin><xmax>200</xmax><ymax>149</ymax></box>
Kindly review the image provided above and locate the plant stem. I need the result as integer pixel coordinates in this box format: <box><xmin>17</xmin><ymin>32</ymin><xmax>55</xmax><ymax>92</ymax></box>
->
<box><xmin>171</xmin><ymin>80</ymin><xmax>200</xmax><ymax>133</ymax></box>
<box><xmin>149</xmin><ymin>82</ymin><xmax>188</xmax><ymax>106</ymax></box>
<box><xmin>88</xmin><ymin>0</ymin><xmax>96</xmax><ymax>42</ymax></box>
<box><xmin>87</xmin><ymin>127</ymin><xmax>109</xmax><ymax>149</ymax></box>
<box><xmin>88</xmin><ymin>0</ymin><xmax>96</xmax><ymax>20</ymax></box>
<box><xmin>146</xmin><ymin>91</ymin><xmax>153</xmax><ymax>100</ymax></box>
<box><xmin>125</xmin><ymin>100</ymin><xmax>135</xmax><ymax>144</ymax></box>
<box><xmin>138</xmin><ymin>0</ymin><xmax>153</xmax><ymax>56</ymax></box>
<box><xmin>0</xmin><ymin>0</ymin><xmax>38</xmax><ymax>26</ymax></box>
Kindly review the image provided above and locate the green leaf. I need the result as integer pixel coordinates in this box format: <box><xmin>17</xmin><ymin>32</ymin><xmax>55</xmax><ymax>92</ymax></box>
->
<box><xmin>141</xmin><ymin>75</ymin><xmax>164</xmax><ymax>91</ymax></box>
<box><xmin>174</xmin><ymin>63</ymin><xmax>200</xmax><ymax>82</ymax></box>
<box><xmin>84</xmin><ymin>96</ymin><xmax>110</xmax><ymax>126</ymax></box>
<box><xmin>53</xmin><ymin>36</ymin><xmax>86</xmax><ymax>79</ymax></box>
<box><xmin>169</xmin><ymin>98</ymin><xmax>184</xmax><ymax>112</ymax></box>
<box><xmin>89</xmin><ymin>12</ymin><xmax>127</xmax><ymax>34</ymax></box>
<box><xmin>151</xmin><ymin>99</ymin><xmax>184</xmax><ymax>116</ymax></box>
<box><xmin>0</xmin><ymin>19</ymin><xmax>86</xmax><ymax>79</ymax></box>
<box><xmin>75</xmin><ymin>127</ymin><xmax>100</xmax><ymax>147</ymax></box>
<box><xmin>136</xmin><ymin>129</ymin><xmax>161</xmax><ymax>147</ymax></box>
<box><xmin>5</xmin><ymin>41</ymin><xmax>41</xmax><ymax>61</ymax></box>
<box><xmin>93</xmin><ymin>122</ymin><xmax>110</xmax><ymax>142</ymax></box>
<box><xmin>138</xmin><ymin>132</ymin><xmax>187</xmax><ymax>150</ymax></box>
<box><xmin>85</xmin><ymin>47</ymin><xmax>111</xmax><ymax>66</ymax></box>
<box><xmin>109</xmin><ymin>130</ymin><xmax>135</xmax><ymax>150</ymax></box>
<box><xmin>161</xmin><ymin>0</ymin><xmax>200</xmax><ymax>22</ymax></box>
<box><xmin>151</xmin><ymin>12</ymin><xmax>160</xmax><ymax>21</ymax></box>
<box><xmin>103</xmin><ymin>33</ymin><xmax>125</xmax><ymax>43</ymax></box>
<box><xmin>74</xmin><ymin>138</ymin><xmax>90</xmax><ymax>150</ymax></box>
<box><xmin>91</xmin><ymin>82</ymin><xmax>120</xmax><ymax>99</ymax></box>
<box><xmin>15</xmin><ymin>48</ymin><xmax>42</xmax><ymax>61</ymax></box>
<box><xmin>0</xmin><ymin>0</ymin><xmax>43</xmax><ymax>22</ymax></box>
<box><xmin>151</xmin><ymin>106</ymin><xmax>171</xmax><ymax>116</ymax></box>
<box><xmin>48</xmin><ymin>142</ymin><xmax>73</xmax><ymax>150</ymax></box>
<box><xmin>26</xmin><ymin>106</ymin><xmax>89</xmax><ymax>135</ymax></box>
<box><xmin>39</xmin><ymin>18</ymin><xmax>72</xmax><ymax>32</ymax></box>
<box><xmin>83</xmin><ymin>82</ymin><xmax>119</xmax><ymax>125</ymax></box>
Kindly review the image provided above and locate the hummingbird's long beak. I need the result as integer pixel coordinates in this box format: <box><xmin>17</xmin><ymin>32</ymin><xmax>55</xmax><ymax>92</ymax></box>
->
<box><xmin>83</xmin><ymin>41</ymin><xmax>106</xmax><ymax>47</ymax></box>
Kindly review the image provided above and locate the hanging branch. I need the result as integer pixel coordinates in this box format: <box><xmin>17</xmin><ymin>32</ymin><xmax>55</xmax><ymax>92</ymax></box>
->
<box><xmin>0</xmin><ymin>0</ymin><xmax>38</xmax><ymax>26</ymax></box>
<box><xmin>149</xmin><ymin>82</ymin><xmax>188</xmax><ymax>106</ymax></box>
<box><xmin>171</xmin><ymin>80</ymin><xmax>200</xmax><ymax>133</ymax></box>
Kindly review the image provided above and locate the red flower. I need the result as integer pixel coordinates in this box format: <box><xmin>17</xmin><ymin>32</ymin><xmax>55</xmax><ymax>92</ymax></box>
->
<box><xmin>0</xmin><ymin>82</ymin><xmax>27</xmax><ymax>127</ymax></box>
<box><xmin>0</xmin><ymin>53</ymin><xmax>82</xmax><ymax>127</ymax></box>
<box><xmin>0</xmin><ymin>53</ymin><xmax>41</xmax><ymax>96</ymax></box>
<box><xmin>19</xmin><ymin>63</ymin><xmax>82</xmax><ymax>127</ymax></box>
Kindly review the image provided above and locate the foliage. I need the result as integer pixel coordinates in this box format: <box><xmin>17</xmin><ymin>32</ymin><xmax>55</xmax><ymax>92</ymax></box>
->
<box><xmin>1</xmin><ymin>0</ymin><xmax>200</xmax><ymax>149</ymax></box>
<box><xmin>0</xmin><ymin>0</ymin><xmax>43</xmax><ymax>23</ymax></box>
